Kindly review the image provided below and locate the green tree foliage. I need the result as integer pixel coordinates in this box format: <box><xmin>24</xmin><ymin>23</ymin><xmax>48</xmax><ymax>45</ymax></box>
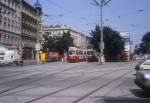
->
<box><xmin>136</xmin><ymin>32</ymin><xmax>150</xmax><ymax>54</ymax></box>
<box><xmin>56</xmin><ymin>31</ymin><xmax>74</xmax><ymax>52</ymax></box>
<box><xmin>42</xmin><ymin>31</ymin><xmax>74</xmax><ymax>53</ymax></box>
<box><xmin>90</xmin><ymin>26</ymin><xmax>124</xmax><ymax>61</ymax></box>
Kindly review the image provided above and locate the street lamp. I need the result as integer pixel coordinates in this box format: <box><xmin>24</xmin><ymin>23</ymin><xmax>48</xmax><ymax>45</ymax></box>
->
<box><xmin>91</xmin><ymin>0</ymin><xmax>111</xmax><ymax>64</ymax></box>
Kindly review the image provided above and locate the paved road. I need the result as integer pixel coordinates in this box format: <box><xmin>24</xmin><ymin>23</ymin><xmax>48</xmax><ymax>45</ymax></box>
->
<box><xmin>0</xmin><ymin>60</ymin><xmax>37</xmax><ymax>68</ymax></box>
<box><xmin>0</xmin><ymin>62</ymin><xmax>149</xmax><ymax>103</ymax></box>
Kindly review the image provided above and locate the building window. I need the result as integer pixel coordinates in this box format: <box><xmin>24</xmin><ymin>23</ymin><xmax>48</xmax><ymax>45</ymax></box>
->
<box><xmin>8</xmin><ymin>0</ymin><xmax>10</xmax><ymax>7</ymax></box>
<box><xmin>3</xmin><ymin>17</ymin><xmax>6</xmax><ymax>26</ymax></box>
<box><xmin>11</xmin><ymin>36</ymin><xmax>14</xmax><ymax>43</ymax></box>
<box><xmin>11</xmin><ymin>1</ymin><xmax>13</xmax><ymax>9</ymax></box>
<box><xmin>0</xmin><ymin>33</ymin><xmax>2</xmax><ymax>40</ymax></box>
<box><xmin>0</xmin><ymin>15</ymin><xmax>2</xmax><ymax>25</ymax></box>
<box><xmin>0</xmin><ymin>8</ymin><xmax>2</xmax><ymax>14</ymax></box>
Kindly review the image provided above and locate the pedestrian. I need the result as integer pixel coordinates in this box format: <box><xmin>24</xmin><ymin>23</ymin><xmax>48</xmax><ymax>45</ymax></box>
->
<box><xmin>61</xmin><ymin>56</ymin><xmax>64</xmax><ymax>62</ymax></box>
<box><xmin>101</xmin><ymin>53</ymin><xmax>105</xmax><ymax>64</ymax></box>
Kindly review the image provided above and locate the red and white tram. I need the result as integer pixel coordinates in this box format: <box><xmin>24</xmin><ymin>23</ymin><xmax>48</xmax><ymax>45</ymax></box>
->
<box><xmin>67</xmin><ymin>47</ymin><xmax>98</xmax><ymax>62</ymax></box>
<box><xmin>67</xmin><ymin>47</ymin><xmax>82</xmax><ymax>62</ymax></box>
<box><xmin>86</xmin><ymin>49</ymin><xmax>98</xmax><ymax>62</ymax></box>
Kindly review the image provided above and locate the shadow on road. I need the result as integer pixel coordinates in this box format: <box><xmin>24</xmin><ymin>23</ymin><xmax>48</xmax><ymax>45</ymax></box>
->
<box><xmin>102</xmin><ymin>97</ymin><xmax>150</xmax><ymax>103</ymax></box>
<box><xmin>94</xmin><ymin>89</ymin><xmax>150</xmax><ymax>103</ymax></box>
<box><xmin>130</xmin><ymin>89</ymin><xmax>150</xmax><ymax>98</ymax></box>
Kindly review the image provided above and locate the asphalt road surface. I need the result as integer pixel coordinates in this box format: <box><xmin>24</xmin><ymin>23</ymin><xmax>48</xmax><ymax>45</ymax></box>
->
<box><xmin>0</xmin><ymin>62</ymin><xmax>150</xmax><ymax>103</ymax></box>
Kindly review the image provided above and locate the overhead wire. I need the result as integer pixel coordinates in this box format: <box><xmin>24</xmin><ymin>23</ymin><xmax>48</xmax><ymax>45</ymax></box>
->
<box><xmin>44</xmin><ymin>0</ymin><xmax>96</xmax><ymax>33</ymax></box>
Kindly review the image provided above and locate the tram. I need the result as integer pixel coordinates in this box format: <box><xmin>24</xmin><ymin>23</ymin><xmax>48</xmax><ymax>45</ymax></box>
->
<box><xmin>67</xmin><ymin>47</ymin><xmax>82</xmax><ymax>62</ymax></box>
<box><xmin>67</xmin><ymin>47</ymin><xmax>98</xmax><ymax>62</ymax></box>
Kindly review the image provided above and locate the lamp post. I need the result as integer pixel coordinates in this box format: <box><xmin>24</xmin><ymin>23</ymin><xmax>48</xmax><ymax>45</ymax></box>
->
<box><xmin>34</xmin><ymin>0</ymin><xmax>42</xmax><ymax>64</ymax></box>
<box><xmin>91</xmin><ymin>0</ymin><xmax>111</xmax><ymax>64</ymax></box>
<box><xmin>100</xmin><ymin>0</ymin><xmax>104</xmax><ymax>64</ymax></box>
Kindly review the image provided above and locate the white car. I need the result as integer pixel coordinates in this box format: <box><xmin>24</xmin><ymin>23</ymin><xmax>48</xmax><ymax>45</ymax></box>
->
<box><xmin>135</xmin><ymin>70</ymin><xmax>150</xmax><ymax>91</ymax></box>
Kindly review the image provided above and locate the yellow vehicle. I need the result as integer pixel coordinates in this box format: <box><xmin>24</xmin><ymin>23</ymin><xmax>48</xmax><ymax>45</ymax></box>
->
<box><xmin>40</xmin><ymin>52</ymin><xmax>46</xmax><ymax>62</ymax></box>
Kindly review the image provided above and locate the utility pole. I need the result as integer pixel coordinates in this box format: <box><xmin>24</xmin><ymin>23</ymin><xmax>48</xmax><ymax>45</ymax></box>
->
<box><xmin>100</xmin><ymin>0</ymin><xmax>104</xmax><ymax>64</ymax></box>
<box><xmin>36</xmin><ymin>14</ymin><xmax>40</xmax><ymax>64</ymax></box>
<box><xmin>91</xmin><ymin>0</ymin><xmax>111</xmax><ymax>64</ymax></box>
<box><xmin>34</xmin><ymin>0</ymin><xmax>42</xmax><ymax>64</ymax></box>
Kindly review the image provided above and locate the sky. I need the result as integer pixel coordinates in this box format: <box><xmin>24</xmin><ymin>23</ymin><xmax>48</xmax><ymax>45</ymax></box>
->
<box><xmin>26</xmin><ymin>0</ymin><xmax>150</xmax><ymax>47</ymax></box>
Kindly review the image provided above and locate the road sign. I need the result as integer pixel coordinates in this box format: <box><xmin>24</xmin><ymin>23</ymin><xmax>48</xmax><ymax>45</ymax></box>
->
<box><xmin>36</xmin><ymin>43</ymin><xmax>41</xmax><ymax>51</ymax></box>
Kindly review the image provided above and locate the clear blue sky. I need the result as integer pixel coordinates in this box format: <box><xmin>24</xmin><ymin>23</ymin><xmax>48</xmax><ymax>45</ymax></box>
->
<box><xmin>26</xmin><ymin>0</ymin><xmax>150</xmax><ymax>47</ymax></box>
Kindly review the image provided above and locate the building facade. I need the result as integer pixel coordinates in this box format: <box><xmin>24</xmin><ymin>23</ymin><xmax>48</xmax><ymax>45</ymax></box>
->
<box><xmin>120</xmin><ymin>32</ymin><xmax>131</xmax><ymax>52</ymax></box>
<box><xmin>0</xmin><ymin>0</ymin><xmax>21</xmax><ymax>49</ymax></box>
<box><xmin>41</xmin><ymin>25</ymin><xmax>90</xmax><ymax>49</ymax></box>
<box><xmin>120</xmin><ymin>32</ymin><xmax>131</xmax><ymax>60</ymax></box>
<box><xmin>21</xmin><ymin>0</ymin><xmax>42</xmax><ymax>59</ymax></box>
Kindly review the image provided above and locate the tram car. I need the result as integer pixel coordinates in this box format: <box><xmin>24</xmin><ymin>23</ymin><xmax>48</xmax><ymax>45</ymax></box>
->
<box><xmin>67</xmin><ymin>47</ymin><xmax>98</xmax><ymax>62</ymax></box>
<box><xmin>67</xmin><ymin>47</ymin><xmax>83</xmax><ymax>62</ymax></box>
<box><xmin>86</xmin><ymin>49</ymin><xmax>98</xmax><ymax>62</ymax></box>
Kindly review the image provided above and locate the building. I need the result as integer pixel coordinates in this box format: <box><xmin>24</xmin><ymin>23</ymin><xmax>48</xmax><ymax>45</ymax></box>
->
<box><xmin>120</xmin><ymin>32</ymin><xmax>131</xmax><ymax>60</ymax></box>
<box><xmin>0</xmin><ymin>0</ymin><xmax>22</xmax><ymax>49</ymax></box>
<box><xmin>41</xmin><ymin>25</ymin><xmax>90</xmax><ymax>49</ymax></box>
<box><xmin>21</xmin><ymin>0</ymin><xmax>42</xmax><ymax>59</ymax></box>
<box><xmin>120</xmin><ymin>32</ymin><xmax>131</xmax><ymax>52</ymax></box>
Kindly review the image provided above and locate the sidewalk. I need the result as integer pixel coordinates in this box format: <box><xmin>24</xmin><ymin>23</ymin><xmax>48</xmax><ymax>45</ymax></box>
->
<box><xmin>23</xmin><ymin>59</ymin><xmax>37</xmax><ymax>66</ymax></box>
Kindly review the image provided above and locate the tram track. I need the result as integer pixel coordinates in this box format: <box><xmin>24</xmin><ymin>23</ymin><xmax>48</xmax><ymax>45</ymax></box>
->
<box><xmin>0</xmin><ymin>68</ymin><xmax>125</xmax><ymax>97</ymax></box>
<box><xmin>0</xmin><ymin>63</ymin><xmax>89</xmax><ymax>96</ymax></box>
<box><xmin>71</xmin><ymin>70</ymin><xmax>133</xmax><ymax>103</ymax></box>
<box><xmin>24</xmin><ymin>67</ymin><xmax>132</xmax><ymax>103</ymax></box>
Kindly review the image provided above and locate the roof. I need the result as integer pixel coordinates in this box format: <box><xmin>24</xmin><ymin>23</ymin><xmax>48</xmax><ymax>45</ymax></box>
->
<box><xmin>22</xmin><ymin>0</ymin><xmax>37</xmax><ymax>12</ymax></box>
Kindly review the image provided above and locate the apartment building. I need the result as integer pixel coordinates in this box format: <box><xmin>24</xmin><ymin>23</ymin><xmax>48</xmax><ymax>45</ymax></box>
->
<box><xmin>21</xmin><ymin>0</ymin><xmax>42</xmax><ymax>59</ymax></box>
<box><xmin>0</xmin><ymin>0</ymin><xmax>21</xmax><ymax>49</ymax></box>
<box><xmin>41</xmin><ymin>25</ymin><xmax>90</xmax><ymax>49</ymax></box>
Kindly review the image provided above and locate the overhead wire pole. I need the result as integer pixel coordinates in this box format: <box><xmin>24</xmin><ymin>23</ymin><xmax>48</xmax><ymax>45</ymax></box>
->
<box><xmin>100</xmin><ymin>0</ymin><xmax>104</xmax><ymax>57</ymax></box>
<box><xmin>91</xmin><ymin>0</ymin><xmax>111</xmax><ymax>64</ymax></box>
<box><xmin>35</xmin><ymin>0</ymin><xmax>42</xmax><ymax>64</ymax></box>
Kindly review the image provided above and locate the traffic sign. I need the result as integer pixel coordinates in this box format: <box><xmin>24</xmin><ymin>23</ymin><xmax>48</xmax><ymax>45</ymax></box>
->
<box><xmin>36</xmin><ymin>43</ymin><xmax>41</xmax><ymax>51</ymax></box>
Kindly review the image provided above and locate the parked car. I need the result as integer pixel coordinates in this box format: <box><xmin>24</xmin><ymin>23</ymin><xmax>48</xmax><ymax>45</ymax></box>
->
<box><xmin>135</xmin><ymin>70</ymin><xmax>150</xmax><ymax>91</ymax></box>
<box><xmin>135</xmin><ymin>59</ymin><xmax>150</xmax><ymax>71</ymax></box>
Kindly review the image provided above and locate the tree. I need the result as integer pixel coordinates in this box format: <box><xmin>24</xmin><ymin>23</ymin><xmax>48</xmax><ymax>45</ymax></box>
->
<box><xmin>42</xmin><ymin>34</ymin><xmax>56</xmax><ymax>52</ymax></box>
<box><xmin>56</xmin><ymin>31</ymin><xmax>74</xmax><ymax>52</ymax></box>
<box><xmin>42</xmin><ymin>31</ymin><xmax>74</xmax><ymax>53</ymax></box>
<box><xmin>90</xmin><ymin>26</ymin><xmax>124</xmax><ymax>61</ymax></box>
<box><xmin>136</xmin><ymin>32</ymin><xmax>150</xmax><ymax>54</ymax></box>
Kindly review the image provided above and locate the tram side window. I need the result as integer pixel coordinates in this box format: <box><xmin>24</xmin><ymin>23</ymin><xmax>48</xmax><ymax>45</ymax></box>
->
<box><xmin>87</xmin><ymin>51</ymin><xmax>91</xmax><ymax>55</ymax></box>
<box><xmin>69</xmin><ymin>50</ymin><xmax>75</xmax><ymax>55</ymax></box>
<box><xmin>76</xmin><ymin>50</ymin><xmax>80</xmax><ymax>55</ymax></box>
<box><xmin>91</xmin><ymin>51</ymin><xmax>94</xmax><ymax>55</ymax></box>
<box><xmin>80</xmin><ymin>51</ymin><xmax>83</xmax><ymax>55</ymax></box>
